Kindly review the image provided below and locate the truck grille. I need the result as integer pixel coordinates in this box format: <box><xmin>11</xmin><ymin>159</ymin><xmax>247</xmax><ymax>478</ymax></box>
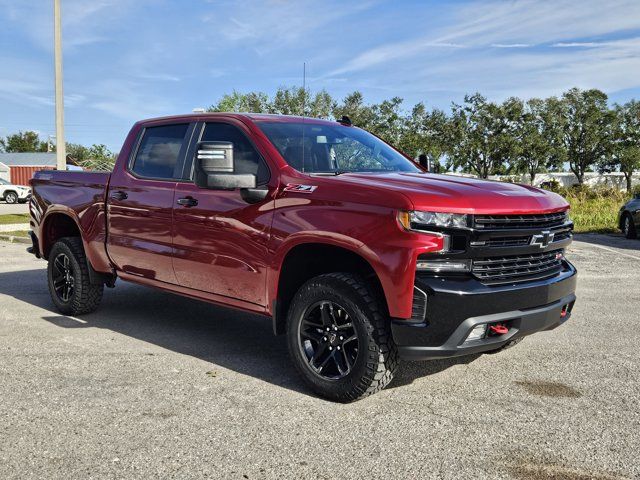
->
<box><xmin>473</xmin><ymin>212</ymin><xmax>567</xmax><ymax>229</ymax></box>
<box><xmin>479</xmin><ymin>230</ymin><xmax>572</xmax><ymax>248</ymax></box>
<box><xmin>472</xmin><ymin>249</ymin><xmax>564</xmax><ymax>284</ymax></box>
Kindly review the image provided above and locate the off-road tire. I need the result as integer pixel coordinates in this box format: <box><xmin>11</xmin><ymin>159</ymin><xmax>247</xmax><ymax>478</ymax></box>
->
<box><xmin>286</xmin><ymin>272</ymin><xmax>398</xmax><ymax>402</ymax></box>
<box><xmin>47</xmin><ymin>237</ymin><xmax>103</xmax><ymax>315</ymax></box>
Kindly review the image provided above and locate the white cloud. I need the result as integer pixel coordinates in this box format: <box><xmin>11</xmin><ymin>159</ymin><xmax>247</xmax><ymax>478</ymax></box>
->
<box><xmin>491</xmin><ymin>43</ymin><xmax>532</xmax><ymax>48</ymax></box>
<box><xmin>329</xmin><ymin>0</ymin><xmax>640</xmax><ymax>77</ymax></box>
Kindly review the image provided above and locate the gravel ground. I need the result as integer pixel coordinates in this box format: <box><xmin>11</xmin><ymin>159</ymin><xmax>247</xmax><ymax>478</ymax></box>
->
<box><xmin>0</xmin><ymin>234</ymin><xmax>638</xmax><ymax>479</ymax></box>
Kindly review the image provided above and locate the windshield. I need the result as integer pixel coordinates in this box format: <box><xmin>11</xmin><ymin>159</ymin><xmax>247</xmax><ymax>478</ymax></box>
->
<box><xmin>257</xmin><ymin>121</ymin><xmax>420</xmax><ymax>174</ymax></box>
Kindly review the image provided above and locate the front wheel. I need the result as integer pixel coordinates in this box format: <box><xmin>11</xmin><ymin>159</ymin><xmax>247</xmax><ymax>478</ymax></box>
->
<box><xmin>622</xmin><ymin>213</ymin><xmax>637</xmax><ymax>239</ymax></box>
<box><xmin>47</xmin><ymin>237</ymin><xmax>104</xmax><ymax>315</ymax></box>
<box><xmin>4</xmin><ymin>191</ymin><xmax>18</xmax><ymax>204</ymax></box>
<box><xmin>286</xmin><ymin>273</ymin><xmax>398</xmax><ymax>402</ymax></box>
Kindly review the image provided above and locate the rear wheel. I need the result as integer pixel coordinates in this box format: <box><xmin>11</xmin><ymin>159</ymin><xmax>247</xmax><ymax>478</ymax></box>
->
<box><xmin>47</xmin><ymin>237</ymin><xmax>103</xmax><ymax>315</ymax></box>
<box><xmin>622</xmin><ymin>213</ymin><xmax>637</xmax><ymax>239</ymax></box>
<box><xmin>4</xmin><ymin>191</ymin><xmax>18</xmax><ymax>204</ymax></box>
<box><xmin>286</xmin><ymin>273</ymin><xmax>398</xmax><ymax>402</ymax></box>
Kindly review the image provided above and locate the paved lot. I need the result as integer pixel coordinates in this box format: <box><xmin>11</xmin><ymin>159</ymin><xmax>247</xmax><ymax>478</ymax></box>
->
<box><xmin>0</xmin><ymin>202</ymin><xmax>29</xmax><ymax>215</ymax></box>
<box><xmin>0</xmin><ymin>235</ymin><xmax>639</xmax><ymax>479</ymax></box>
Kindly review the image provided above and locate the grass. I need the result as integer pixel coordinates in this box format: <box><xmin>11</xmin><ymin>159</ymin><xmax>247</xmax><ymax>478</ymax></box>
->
<box><xmin>555</xmin><ymin>187</ymin><xmax>630</xmax><ymax>234</ymax></box>
<box><xmin>0</xmin><ymin>230</ymin><xmax>29</xmax><ymax>237</ymax></box>
<box><xmin>0</xmin><ymin>213</ymin><xmax>30</xmax><ymax>225</ymax></box>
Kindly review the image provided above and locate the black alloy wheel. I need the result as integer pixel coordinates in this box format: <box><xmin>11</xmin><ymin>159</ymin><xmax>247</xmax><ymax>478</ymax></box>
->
<box><xmin>298</xmin><ymin>301</ymin><xmax>359</xmax><ymax>380</ymax></box>
<box><xmin>286</xmin><ymin>272</ymin><xmax>398</xmax><ymax>402</ymax></box>
<box><xmin>51</xmin><ymin>253</ymin><xmax>75</xmax><ymax>303</ymax></box>
<box><xmin>47</xmin><ymin>237</ymin><xmax>104</xmax><ymax>315</ymax></box>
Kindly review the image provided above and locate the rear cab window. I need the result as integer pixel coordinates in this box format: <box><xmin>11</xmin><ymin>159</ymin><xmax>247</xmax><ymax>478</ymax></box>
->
<box><xmin>131</xmin><ymin>124</ymin><xmax>190</xmax><ymax>180</ymax></box>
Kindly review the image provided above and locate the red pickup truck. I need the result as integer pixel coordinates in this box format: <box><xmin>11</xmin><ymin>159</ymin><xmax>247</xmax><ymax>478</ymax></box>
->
<box><xmin>28</xmin><ymin>113</ymin><xmax>577</xmax><ymax>401</ymax></box>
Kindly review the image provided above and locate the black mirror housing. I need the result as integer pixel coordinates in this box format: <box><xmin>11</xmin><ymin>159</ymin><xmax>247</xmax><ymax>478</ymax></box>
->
<box><xmin>194</xmin><ymin>141</ymin><xmax>256</xmax><ymax>189</ymax></box>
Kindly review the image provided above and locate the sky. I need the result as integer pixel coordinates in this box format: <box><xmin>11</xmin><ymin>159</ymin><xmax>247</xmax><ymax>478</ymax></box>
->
<box><xmin>2</xmin><ymin>0</ymin><xmax>640</xmax><ymax>151</ymax></box>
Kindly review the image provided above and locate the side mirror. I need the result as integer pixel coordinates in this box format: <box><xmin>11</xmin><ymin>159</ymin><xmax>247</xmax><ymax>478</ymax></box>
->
<box><xmin>194</xmin><ymin>141</ymin><xmax>256</xmax><ymax>189</ymax></box>
<box><xmin>417</xmin><ymin>154</ymin><xmax>430</xmax><ymax>172</ymax></box>
<box><xmin>635</xmin><ymin>193</ymin><xmax>640</xmax><ymax>200</ymax></box>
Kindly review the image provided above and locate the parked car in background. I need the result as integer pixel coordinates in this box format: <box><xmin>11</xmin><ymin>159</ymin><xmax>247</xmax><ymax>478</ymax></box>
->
<box><xmin>0</xmin><ymin>178</ymin><xmax>31</xmax><ymax>204</ymax></box>
<box><xmin>618</xmin><ymin>193</ymin><xmax>640</xmax><ymax>239</ymax></box>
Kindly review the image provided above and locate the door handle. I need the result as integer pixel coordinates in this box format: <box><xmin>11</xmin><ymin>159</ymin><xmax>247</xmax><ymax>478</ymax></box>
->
<box><xmin>177</xmin><ymin>196</ymin><xmax>198</xmax><ymax>207</ymax></box>
<box><xmin>110</xmin><ymin>190</ymin><xmax>128</xmax><ymax>201</ymax></box>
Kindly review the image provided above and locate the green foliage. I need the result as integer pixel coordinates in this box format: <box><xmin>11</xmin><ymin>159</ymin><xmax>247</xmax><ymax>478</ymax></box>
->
<box><xmin>552</xmin><ymin>186</ymin><xmax>629</xmax><ymax>233</ymax></box>
<box><xmin>0</xmin><ymin>131</ymin><xmax>49</xmax><ymax>152</ymax></box>
<box><xmin>67</xmin><ymin>143</ymin><xmax>116</xmax><ymax>171</ymax></box>
<box><xmin>0</xmin><ymin>214</ymin><xmax>30</xmax><ymax>225</ymax></box>
<box><xmin>448</xmin><ymin>93</ymin><xmax>521</xmax><ymax>178</ymax></box>
<box><xmin>208</xmin><ymin>86</ymin><xmax>335</xmax><ymax>118</ymax></box>
<box><xmin>552</xmin><ymin>88</ymin><xmax>614</xmax><ymax>184</ymax></box>
<box><xmin>206</xmin><ymin>86</ymin><xmax>640</xmax><ymax>186</ymax></box>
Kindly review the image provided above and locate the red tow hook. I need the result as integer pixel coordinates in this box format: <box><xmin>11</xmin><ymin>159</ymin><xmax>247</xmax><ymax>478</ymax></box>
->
<box><xmin>560</xmin><ymin>305</ymin><xmax>569</xmax><ymax>318</ymax></box>
<box><xmin>488</xmin><ymin>324</ymin><xmax>509</xmax><ymax>335</ymax></box>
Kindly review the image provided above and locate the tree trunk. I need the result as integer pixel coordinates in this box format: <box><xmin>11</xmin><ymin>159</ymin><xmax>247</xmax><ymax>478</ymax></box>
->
<box><xmin>625</xmin><ymin>172</ymin><xmax>632</xmax><ymax>192</ymax></box>
<box><xmin>529</xmin><ymin>171</ymin><xmax>536</xmax><ymax>186</ymax></box>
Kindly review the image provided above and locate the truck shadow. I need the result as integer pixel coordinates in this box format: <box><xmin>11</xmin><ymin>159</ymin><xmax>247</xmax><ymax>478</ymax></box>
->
<box><xmin>1</xmin><ymin>268</ymin><xmax>476</xmax><ymax>397</ymax></box>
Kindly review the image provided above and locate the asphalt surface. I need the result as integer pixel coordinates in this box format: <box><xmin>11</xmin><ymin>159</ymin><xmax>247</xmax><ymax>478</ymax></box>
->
<box><xmin>0</xmin><ymin>202</ymin><xmax>29</xmax><ymax>215</ymax></box>
<box><xmin>0</xmin><ymin>234</ymin><xmax>639</xmax><ymax>479</ymax></box>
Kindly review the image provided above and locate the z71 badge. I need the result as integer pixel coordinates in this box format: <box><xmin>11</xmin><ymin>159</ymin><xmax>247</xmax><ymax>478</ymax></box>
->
<box><xmin>284</xmin><ymin>184</ymin><xmax>317</xmax><ymax>193</ymax></box>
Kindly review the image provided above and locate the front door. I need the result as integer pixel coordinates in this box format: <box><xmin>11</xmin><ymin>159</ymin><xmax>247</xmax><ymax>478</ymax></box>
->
<box><xmin>172</xmin><ymin>120</ymin><xmax>274</xmax><ymax>305</ymax></box>
<box><xmin>107</xmin><ymin>122</ymin><xmax>193</xmax><ymax>284</ymax></box>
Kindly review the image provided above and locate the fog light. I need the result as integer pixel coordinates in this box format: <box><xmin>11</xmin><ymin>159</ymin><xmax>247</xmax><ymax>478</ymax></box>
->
<box><xmin>466</xmin><ymin>324</ymin><xmax>487</xmax><ymax>342</ymax></box>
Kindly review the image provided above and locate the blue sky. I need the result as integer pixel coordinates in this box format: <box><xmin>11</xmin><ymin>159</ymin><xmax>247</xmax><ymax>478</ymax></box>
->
<box><xmin>2</xmin><ymin>0</ymin><xmax>640</xmax><ymax>151</ymax></box>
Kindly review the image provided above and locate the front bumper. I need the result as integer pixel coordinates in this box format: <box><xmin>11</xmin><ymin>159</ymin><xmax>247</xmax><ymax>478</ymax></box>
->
<box><xmin>392</xmin><ymin>261</ymin><xmax>577</xmax><ymax>360</ymax></box>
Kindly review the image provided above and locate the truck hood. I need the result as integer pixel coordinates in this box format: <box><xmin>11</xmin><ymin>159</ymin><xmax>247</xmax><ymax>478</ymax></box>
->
<box><xmin>331</xmin><ymin>172</ymin><xmax>569</xmax><ymax>214</ymax></box>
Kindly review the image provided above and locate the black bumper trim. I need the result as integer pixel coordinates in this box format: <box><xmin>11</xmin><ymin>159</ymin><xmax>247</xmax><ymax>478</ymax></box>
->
<box><xmin>396</xmin><ymin>293</ymin><xmax>576</xmax><ymax>360</ymax></box>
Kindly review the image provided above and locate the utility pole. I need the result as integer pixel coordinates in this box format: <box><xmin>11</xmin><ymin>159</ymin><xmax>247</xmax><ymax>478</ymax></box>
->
<box><xmin>54</xmin><ymin>0</ymin><xmax>66</xmax><ymax>170</ymax></box>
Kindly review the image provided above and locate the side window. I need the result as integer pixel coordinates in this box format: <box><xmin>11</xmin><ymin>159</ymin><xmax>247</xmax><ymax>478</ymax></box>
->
<box><xmin>200</xmin><ymin>123</ymin><xmax>270</xmax><ymax>185</ymax></box>
<box><xmin>132</xmin><ymin>124</ymin><xmax>189</xmax><ymax>179</ymax></box>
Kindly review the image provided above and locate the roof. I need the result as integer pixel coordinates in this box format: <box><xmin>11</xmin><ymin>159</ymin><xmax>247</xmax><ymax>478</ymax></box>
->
<box><xmin>0</xmin><ymin>152</ymin><xmax>57</xmax><ymax>167</ymax></box>
<box><xmin>137</xmin><ymin>112</ymin><xmax>341</xmax><ymax>127</ymax></box>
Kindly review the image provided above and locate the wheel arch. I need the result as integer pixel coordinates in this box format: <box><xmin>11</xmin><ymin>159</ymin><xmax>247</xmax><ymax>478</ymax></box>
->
<box><xmin>271</xmin><ymin>240</ymin><xmax>388</xmax><ymax>335</ymax></box>
<box><xmin>40</xmin><ymin>211</ymin><xmax>82</xmax><ymax>259</ymax></box>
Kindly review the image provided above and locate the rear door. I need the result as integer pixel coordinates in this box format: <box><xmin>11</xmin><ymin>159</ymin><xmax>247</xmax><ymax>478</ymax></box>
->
<box><xmin>172</xmin><ymin>120</ymin><xmax>275</xmax><ymax>305</ymax></box>
<box><xmin>107</xmin><ymin>122</ymin><xmax>195</xmax><ymax>283</ymax></box>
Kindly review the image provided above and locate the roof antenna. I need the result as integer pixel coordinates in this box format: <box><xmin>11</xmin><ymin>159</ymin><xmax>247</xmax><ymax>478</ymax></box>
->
<box><xmin>301</xmin><ymin>61</ymin><xmax>306</xmax><ymax>174</ymax></box>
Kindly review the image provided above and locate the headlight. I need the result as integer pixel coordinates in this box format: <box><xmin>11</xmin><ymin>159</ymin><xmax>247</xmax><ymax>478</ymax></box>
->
<box><xmin>398</xmin><ymin>211</ymin><xmax>469</xmax><ymax>231</ymax></box>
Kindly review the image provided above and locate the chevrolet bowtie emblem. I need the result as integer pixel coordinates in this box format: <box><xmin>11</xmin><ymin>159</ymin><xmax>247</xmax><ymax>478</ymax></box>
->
<box><xmin>530</xmin><ymin>230</ymin><xmax>555</xmax><ymax>248</ymax></box>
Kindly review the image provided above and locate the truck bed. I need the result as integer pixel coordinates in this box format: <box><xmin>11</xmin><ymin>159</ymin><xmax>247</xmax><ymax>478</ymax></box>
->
<box><xmin>30</xmin><ymin>170</ymin><xmax>112</xmax><ymax>272</ymax></box>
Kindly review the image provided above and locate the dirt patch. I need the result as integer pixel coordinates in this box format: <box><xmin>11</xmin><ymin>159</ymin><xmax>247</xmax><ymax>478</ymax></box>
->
<box><xmin>515</xmin><ymin>380</ymin><xmax>582</xmax><ymax>398</ymax></box>
<box><xmin>505</xmin><ymin>456</ymin><xmax>628</xmax><ymax>480</ymax></box>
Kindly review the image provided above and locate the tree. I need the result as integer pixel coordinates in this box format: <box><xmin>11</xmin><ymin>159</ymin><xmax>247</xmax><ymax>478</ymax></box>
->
<box><xmin>448</xmin><ymin>94</ymin><xmax>520</xmax><ymax>178</ymax></box>
<box><xmin>208</xmin><ymin>90</ymin><xmax>272</xmax><ymax>113</ymax></box>
<box><xmin>399</xmin><ymin>103</ymin><xmax>450</xmax><ymax>169</ymax></box>
<box><xmin>332</xmin><ymin>91</ymin><xmax>376</xmax><ymax>130</ymax></box>
<box><xmin>208</xmin><ymin>87</ymin><xmax>335</xmax><ymax>118</ymax></box>
<box><xmin>0</xmin><ymin>131</ymin><xmax>48</xmax><ymax>152</ymax></box>
<box><xmin>513</xmin><ymin>98</ymin><xmax>564</xmax><ymax>185</ymax></box>
<box><xmin>553</xmin><ymin>88</ymin><xmax>613</xmax><ymax>184</ymax></box>
<box><xmin>601</xmin><ymin>101</ymin><xmax>640</xmax><ymax>191</ymax></box>
<box><xmin>66</xmin><ymin>143</ymin><xmax>90</xmax><ymax>162</ymax></box>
